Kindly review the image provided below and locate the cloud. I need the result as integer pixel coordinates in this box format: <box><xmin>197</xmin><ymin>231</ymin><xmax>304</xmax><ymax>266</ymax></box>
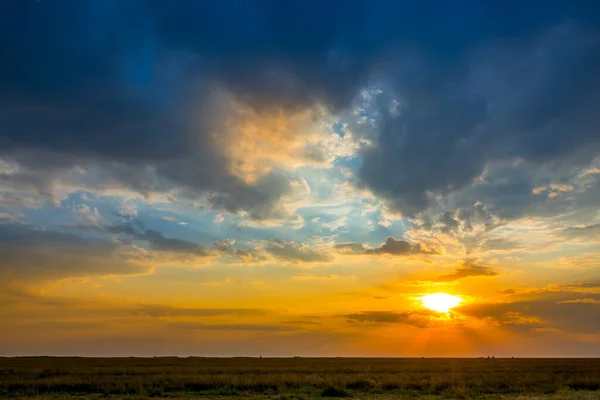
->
<box><xmin>458</xmin><ymin>298</ymin><xmax>600</xmax><ymax>334</ymax></box>
<box><xmin>558</xmin><ymin>298</ymin><xmax>600</xmax><ymax>305</ymax></box>
<box><xmin>80</xmin><ymin>217</ymin><xmax>340</xmax><ymax>264</ymax></box>
<box><xmin>399</xmin><ymin>202</ymin><xmax>507</xmax><ymax>255</ymax></box>
<box><xmin>0</xmin><ymin>16</ymin><xmax>302</xmax><ymax>221</ymax></box>
<box><xmin>1</xmin><ymin>1</ymin><xmax>600</xmax><ymax>357</ymax></box>
<box><xmin>343</xmin><ymin>310</ymin><xmax>437</xmax><ymax>328</ymax></box>
<box><xmin>265</xmin><ymin>239</ymin><xmax>332</xmax><ymax>263</ymax></box>
<box><xmin>480</xmin><ymin>237</ymin><xmax>522</xmax><ymax>251</ymax></box>
<box><xmin>0</xmin><ymin>212</ymin><xmax>21</xmax><ymax>224</ymax></box>
<box><xmin>212</xmin><ymin>240</ymin><xmax>267</xmax><ymax>263</ymax></box>
<box><xmin>100</xmin><ymin>217</ymin><xmax>208</xmax><ymax>256</ymax></box>
<box><xmin>431</xmin><ymin>261</ymin><xmax>498</xmax><ymax>282</ymax></box>
<box><xmin>0</xmin><ymin>1</ymin><xmax>389</xmax><ymax>220</ymax></box>
<box><xmin>292</xmin><ymin>274</ymin><xmax>351</xmax><ymax>281</ymax></box>
<box><xmin>367</xmin><ymin>237</ymin><xmax>438</xmax><ymax>256</ymax></box>
<box><xmin>2</xmin><ymin>1</ymin><xmax>599</xmax><ymax>222</ymax></box>
<box><xmin>72</xmin><ymin>204</ymin><xmax>103</xmax><ymax>225</ymax></box>
<box><xmin>77</xmin><ymin>217</ymin><xmax>274</xmax><ymax>263</ymax></box>
<box><xmin>554</xmin><ymin>255</ymin><xmax>600</xmax><ymax>269</ymax></box>
<box><xmin>356</xmin><ymin>24</ymin><xmax>600</xmax><ymax>216</ymax></box>
<box><xmin>135</xmin><ymin>230</ymin><xmax>207</xmax><ymax>255</ymax></box>
<box><xmin>0</xmin><ymin>223</ymin><xmax>148</xmax><ymax>283</ymax></box>
<box><xmin>213</xmin><ymin>106</ymin><xmax>329</xmax><ymax>182</ymax></box>
<box><xmin>173</xmin><ymin>322</ymin><xmax>298</xmax><ymax>333</ymax></box>
<box><xmin>458</xmin><ymin>282</ymin><xmax>600</xmax><ymax>334</ymax></box>
<box><xmin>562</xmin><ymin>223</ymin><xmax>600</xmax><ymax>240</ymax></box>
<box><xmin>533</xmin><ymin>182</ymin><xmax>575</xmax><ymax>198</ymax></box>
<box><xmin>559</xmin><ymin>281</ymin><xmax>600</xmax><ymax>291</ymax></box>
<box><xmin>132</xmin><ymin>305</ymin><xmax>269</xmax><ymax>318</ymax></box>
<box><xmin>334</xmin><ymin>242</ymin><xmax>367</xmax><ymax>254</ymax></box>
<box><xmin>498</xmin><ymin>281</ymin><xmax>600</xmax><ymax>297</ymax></box>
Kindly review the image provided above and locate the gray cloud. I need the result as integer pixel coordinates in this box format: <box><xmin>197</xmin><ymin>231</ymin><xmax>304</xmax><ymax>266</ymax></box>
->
<box><xmin>78</xmin><ymin>217</ymin><xmax>282</xmax><ymax>262</ymax></box>
<box><xmin>367</xmin><ymin>237</ymin><xmax>438</xmax><ymax>256</ymax></box>
<box><xmin>357</xmin><ymin>24</ymin><xmax>600</xmax><ymax>216</ymax></box>
<box><xmin>447</xmin><ymin>161</ymin><xmax>578</xmax><ymax>222</ymax></box>
<box><xmin>343</xmin><ymin>310</ymin><xmax>437</xmax><ymax>328</ymax></box>
<box><xmin>0</xmin><ymin>153</ymin><xmax>294</xmax><ymax>221</ymax></box>
<box><xmin>559</xmin><ymin>281</ymin><xmax>600</xmax><ymax>290</ymax></box>
<box><xmin>89</xmin><ymin>217</ymin><xmax>208</xmax><ymax>256</ymax></box>
<box><xmin>0</xmin><ymin>223</ymin><xmax>148</xmax><ymax>283</ymax></box>
<box><xmin>173</xmin><ymin>323</ymin><xmax>298</xmax><ymax>332</ymax></box>
<box><xmin>458</xmin><ymin>295</ymin><xmax>600</xmax><ymax>334</ymax></box>
<box><xmin>563</xmin><ymin>223</ymin><xmax>600</xmax><ymax>240</ymax></box>
<box><xmin>496</xmin><ymin>281</ymin><xmax>600</xmax><ymax>298</ymax></box>
<box><xmin>0</xmin><ymin>1</ymin><xmax>372</xmax><ymax>220</ymax></box>
<box><xmin>212</xmin><ymin>239</ymin><xmax>266</xmax><ymax>262</ymax></box>
<box><xmin>2</xmin><ymin>2</ymin><xmax>599</xmax><ymax>222</ymax></box>
<box><xmin>480</xmin><ymin>237</ymin><xmax>523</xmax><ymax>251</ymax></box>
<box><xmin>265</xmin><ymin>239</ymin><xmax>332</xmax><ymax>263</ymax></box>
<box><xmin>411</xmin><ymin>202</ymin><xmax>500</xmax><ymax>236</ymax></box>
<box><xmin>439</xmin><ymin>211</ymin><xmax>460</xmax><ymax>234</ymax></box>
<box><xmin>132</xmin><ymin>305</ymin><xmax>270</xmax><ymax>318</ymax></box>
<box><xmin>431</xmin><ymin>261</ymin><xmax>498</xmax><ymax>282</ymax></box>
<box><xmin>334</xmin><ymin>242</ymin><xmax>366</xmax><ymax>254</ymax></box>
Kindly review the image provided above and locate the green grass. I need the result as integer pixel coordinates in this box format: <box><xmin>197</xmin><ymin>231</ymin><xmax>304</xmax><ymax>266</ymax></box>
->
<box><xmin>0</xmin><ymin>357</ymin><xmax>599</xmax><ymax>399</ymax></box>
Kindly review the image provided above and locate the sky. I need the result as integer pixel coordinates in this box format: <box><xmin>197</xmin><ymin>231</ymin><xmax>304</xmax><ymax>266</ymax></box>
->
<box><xmin>1</xmin><ymin>0</ymin><xmax>600</xmax><ymax>357</ymax></box>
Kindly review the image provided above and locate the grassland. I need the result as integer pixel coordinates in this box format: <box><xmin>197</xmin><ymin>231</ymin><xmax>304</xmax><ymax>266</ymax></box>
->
<box><xmin>1</xmin><ymin>357</ymin><xmax>599</xmax><ymax>399</ymax></box>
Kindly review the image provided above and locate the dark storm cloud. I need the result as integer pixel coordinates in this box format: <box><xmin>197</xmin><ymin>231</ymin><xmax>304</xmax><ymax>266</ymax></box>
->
<box><xmin>431</xmin><ymin>261</ymin><xmax>498</xmax><ymax>282</ymax></box>
<box><xmin>447</xmin><ymin>162</ymin><xmax>567</xmax><ymax>221</ymax></box>
<box><xmin>367</xmin><ymin>237</ymin><xmax>438</xmax><ymax>256</ymax></box>
<box><xmin>1</xmin><ymin>0</ymin><xmax>600</xmax><ymax>217</ymax></box>
<box><xmin>356</xmin><ymin>23</ymin><xmax>600</xmax><ymax>216</ymax></box>
<box><xmin>0</xmin><ymin>223</ymin><xmax>148</xmax><ymax>283</ymax></box>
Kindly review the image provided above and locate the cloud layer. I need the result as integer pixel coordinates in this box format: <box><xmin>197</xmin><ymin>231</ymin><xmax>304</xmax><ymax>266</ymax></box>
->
<box><xmin>1</xmin><ymin>0</ymin><xmax>600</xmax><ymax>356</ymax></box>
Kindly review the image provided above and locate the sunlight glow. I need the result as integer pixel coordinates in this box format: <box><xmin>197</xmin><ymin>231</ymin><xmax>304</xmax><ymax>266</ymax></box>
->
<box><xmin>421</xmin><ymin>293</ymin><xmax>462</xmax><ymax>313</ymax></box>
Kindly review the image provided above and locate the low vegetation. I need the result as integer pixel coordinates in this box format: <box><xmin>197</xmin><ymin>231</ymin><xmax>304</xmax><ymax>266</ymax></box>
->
<box><xmin>0</xmin><ymin>357</ymin><xmax>599</xmax><ymax>398</ymax></box>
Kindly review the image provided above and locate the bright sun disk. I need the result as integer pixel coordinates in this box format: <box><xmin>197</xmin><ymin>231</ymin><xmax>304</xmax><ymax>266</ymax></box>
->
<box><xmin>421</xmin><ymin>293</ymin><xmax>462</xmax><ymax>313</ymax></box>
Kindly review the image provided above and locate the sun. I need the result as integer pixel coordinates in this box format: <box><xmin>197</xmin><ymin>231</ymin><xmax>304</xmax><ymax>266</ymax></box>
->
<box><xmin>421</xmin><ymin>293</ymin><xmax>462</xmax><ymax>313</ymax></box>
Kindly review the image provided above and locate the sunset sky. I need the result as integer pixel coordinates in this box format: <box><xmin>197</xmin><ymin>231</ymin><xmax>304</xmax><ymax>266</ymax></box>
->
<box><xmin>1</xmin><ymin>0</ymin><xmax>600</xmax><ymax>357</ymax></box>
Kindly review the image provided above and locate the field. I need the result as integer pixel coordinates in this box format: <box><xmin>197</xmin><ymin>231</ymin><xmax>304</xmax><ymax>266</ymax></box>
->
<box><xmin>1</xmin><ymin>357</ymin><xmax>599</xmax><ymax>399</ymax></box>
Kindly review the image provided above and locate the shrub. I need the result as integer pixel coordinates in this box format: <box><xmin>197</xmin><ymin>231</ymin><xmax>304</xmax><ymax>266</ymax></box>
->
<box><xmin>346</xmin><ymin>378</ymin><xmax>378</xmax><ymax>390</ymax></box>
<box><xmin>321</xmin><ymin>386</ymin><xmax>351</xmax><ymax>397</ymax></box>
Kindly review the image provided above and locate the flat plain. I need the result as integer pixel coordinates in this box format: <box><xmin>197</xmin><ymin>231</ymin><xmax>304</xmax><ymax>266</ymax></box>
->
<box><xmin>1</xmin><ymin>357</ymin><xmax>599</xmax><ymax>399</ymax></box>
